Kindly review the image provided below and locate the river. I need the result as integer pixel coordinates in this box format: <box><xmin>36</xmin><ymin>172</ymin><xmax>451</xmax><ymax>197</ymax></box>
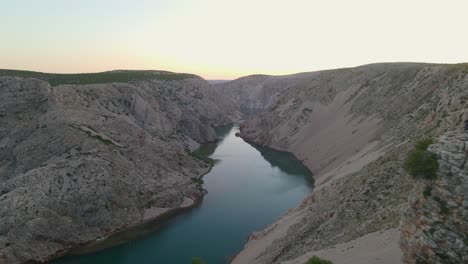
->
<box><xmin>55</xmin><ymin>124</ymin><xmax>313</xmax><ymax>264</ymax></box>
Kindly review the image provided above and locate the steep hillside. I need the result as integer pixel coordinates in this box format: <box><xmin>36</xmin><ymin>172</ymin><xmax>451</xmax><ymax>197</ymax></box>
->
<box><xmin>0</xmin><ymin>75</ymin><xmax>238</xmax><ymax>263</ymax></box>
<box><xmin>234</xmin><ymin>63</ymin><xmax>468</xmax><ymax>264</ymax></box>
<box><xmin>214</xmin><ymin>73</ymin><xmax>318</xmax><ymax>116</ymax></box>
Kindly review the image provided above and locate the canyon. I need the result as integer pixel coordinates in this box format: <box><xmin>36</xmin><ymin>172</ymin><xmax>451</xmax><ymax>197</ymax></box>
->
<box><xmin>0</xmin><ymin>63</ymin><xmax>467</xmax><ymax>264</ymax></box>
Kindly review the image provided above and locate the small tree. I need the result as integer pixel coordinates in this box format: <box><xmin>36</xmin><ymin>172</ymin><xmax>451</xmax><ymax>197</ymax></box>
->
<box><xmin>306</xmin><ymin>256</ymin><xmax>334</xmax><ymax>264</ymax></box>
<box><xmin>403</xmin><ymin>139</ymin><xmax>438</xmax><ymax>179</ymax></box>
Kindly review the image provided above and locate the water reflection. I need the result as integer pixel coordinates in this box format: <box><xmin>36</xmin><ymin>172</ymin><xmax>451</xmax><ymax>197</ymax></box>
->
<box><xmin>250</xmin><ymin>144</ymin><xmax>314</xmax><ymax>183</ymax></box>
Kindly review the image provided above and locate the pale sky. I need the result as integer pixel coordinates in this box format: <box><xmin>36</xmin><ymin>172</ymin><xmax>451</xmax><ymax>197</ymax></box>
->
<box><xmin>1</xmin><ymin>0</ymin><xmax>468</xmax><ymax>79</ymax></box>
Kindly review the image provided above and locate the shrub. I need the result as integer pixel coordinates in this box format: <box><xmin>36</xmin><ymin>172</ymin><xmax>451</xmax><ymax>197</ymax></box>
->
<box><xmin>403</xmin><ymin>139</ymin><xmax>438</xmax><ymax>179</ymax></box>
<box><xmin>423</xmin><ymin>185</ymin><xmax>432</xmax><ymax>198</ymax></box>
<box><xmin>434</xmin><ymin>196</ymin><xmax>450</xmax><ymax>215</ymax></box>
<box><xmin>191</xmin><ymin>257</ymin><xmax>206</xmax><ymax>264</ymax></box>
<box><xmin>416</xmin><ymin>257</ymin><xmax>429</xmax><ymax>264</ymax></box>
<box><xmin>414</xmin><ymin>138</ymin><xmax>434</xmax><ymax>151</ymax></box>
<box><xmin>306</xmin><ymin>256</ymin><xmax>334</xmax><ymax>264</ymax></box>
<box><xmin>434</xmin><ymin>196</ymin><xmax>450</xmax><ymax>214</ymax></box>
<box><xmin>191</xmin><ymin>177</ymin><xmax>204</xmax><ymax>184</ymax></box>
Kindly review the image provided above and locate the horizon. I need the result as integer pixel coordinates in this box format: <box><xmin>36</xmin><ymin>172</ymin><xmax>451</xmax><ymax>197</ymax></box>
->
<box><xmin>2</xmin><ymin>0</ymin><xmax>468</xmax><ymax>79</ymax></box>
<box><xmin>2</xmin><ymin>61</ymin><xmax>468</xmax><ymax>81</ymax></box>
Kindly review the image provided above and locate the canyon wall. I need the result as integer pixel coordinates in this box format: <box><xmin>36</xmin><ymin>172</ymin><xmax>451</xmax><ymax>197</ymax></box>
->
<box><xmin>214</xmin><ymin>73</ymin><xmax>319</xmax><ymax>116</ymax></box>
<box><xmin>1</xmin><ymin>63</ymin><xmax>467</xmax><ymax>264</ymax></box>
<box><xmin>233</xmin><ymin>63</ymin><xmax>468</xmax><ymax>264</ymax></box>
<box><xmin>0</xmin><ymin>75</ymin><xmax>238</xmax><ymax>263</ymax></box>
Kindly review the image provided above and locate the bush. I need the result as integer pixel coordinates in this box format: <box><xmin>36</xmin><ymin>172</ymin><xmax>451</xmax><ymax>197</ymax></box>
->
<box><xmin>423</xmin><ymin>185</ymin><xmax>432</xmax><ymax>198</ymax></box>
<box><xmin>306</xmin><ymin>256</ymin><xmax>334</xmax><ymax>264</ymax></box>
<box><xmin>191</xmin><ymin>177</ymin><xmax>204</xmax><ymax>184</ymax></box>
<box><xmin>434</xmin><ymin>196</ymin><xmax>450</xmax><ymax>215</ymax></box>
<box><xmin>403</xmin><ymin>139</ymin><xmax>438</xmax><ymax>179</ymax></box>
<box><xmin>191</xmin><ymin>257</ymin><xmax>206</xmax><ymax>264</ymax></box>
<box><xmin>414</xmin><ymin>138</ymin><xmax>434</xmax><ymax>151</ymax></box>
<box><xmin>188</xmin><ymin>150</ymin><xmax>214</xmax><ymax>167</ymax></box>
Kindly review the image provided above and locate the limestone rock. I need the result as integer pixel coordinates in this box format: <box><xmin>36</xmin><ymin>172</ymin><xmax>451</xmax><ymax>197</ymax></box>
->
<box><xmin>401</xmin><ymin>131</ymin><xmax>468</xmax><ymax>264</ymax></box>
<box><xmin>0</xmin><ymin>76</ymin><xmax>237</xmax><ymax>264</ymax></box>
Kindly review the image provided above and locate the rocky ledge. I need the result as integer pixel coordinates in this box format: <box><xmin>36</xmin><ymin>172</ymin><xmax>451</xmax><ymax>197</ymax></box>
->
<box><xmin>401</xmin><ymin>131</ymin><xmax>468</xmax><ymax>264</ymax></box>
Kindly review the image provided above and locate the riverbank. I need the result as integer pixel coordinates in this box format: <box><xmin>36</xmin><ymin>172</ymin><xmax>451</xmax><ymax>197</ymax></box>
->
<box><xmin>232</xmin><ymin>119</ymin><xmax>403</xmax><ymax>264</ymax></box>
<box><xmin>29</xmin><ymin>193</ymin><xmax>205</xmax><ymax>263</ymax></box>
<box><xmin>50</xmin><ymin>151</ymin><xmax>214</xmax><ymax>263</ymax></box>
<box><xmin>53</xmin><ymin>124</ymin><xmax>313</xmax><ymax>264</ymax></box>
<box><xmin>50</xmin><ymin>127</ymin><xmax>227</xmax><ymax>263</ymax></box>
<box><xmin>65</xmin><ymin>193</ymin><xmax>205</xmax><ymax>256</ymax></box>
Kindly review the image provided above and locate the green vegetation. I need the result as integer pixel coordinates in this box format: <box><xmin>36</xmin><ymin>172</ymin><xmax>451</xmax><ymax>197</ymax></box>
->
<box><xmin>188</xmin><ymin>149</ymin><xmax>215</xmax><ymax>168</ymax></box>
<box><xmin>191</xmin><ymin>257</ymin><xmax>206</xmax><ymax>264</ymax></box>
<box><xmin>191</xmin><ymin>177</ymin><xmax>205</xmax><ymax>184</ymax></box>
<box><xmin>435</xmin><ymin>252</ymin><xmax>452</xmax><ymax>263</ymax></box>
<box><xmin>403</xmin><ymin>138</ymin><xmax>438</xmax><ymax>179</ymax></box>
<box><xmin>447</xmin><ymin>63</ymin><xmax>468</xmax><ymax>74</ymax></box>
<box><xmin>423</xmin><ymin>185</ymin><xmax>432</xmax><ymax>198</ymax></box>
<box><xmin>416</xmin><ymin>257</ymin><xmax>429</xmax><ymax>264</ymax></box>
<box><xmin>414</xmin><ymin>138</ymin><xmax>434</xmax><ymax>151</ymax></box>
<box><xmin>306</xmin><ymin>256</ymin><xmax>334</xmax><ymax>264</ymax></box>
<box><xmin>84</xmin><ymin>130</ymin><xmax>114</xmax><ymax>146</ymax></box>
<box><xmin>434</xmin><ymin>196</ymin><xmax>450</xmax><ymax>215</ymax></box>
<box><xmin>0</xmin><ymin>69</ymin><xmax>197</xmax><ymax>86</ymax></box>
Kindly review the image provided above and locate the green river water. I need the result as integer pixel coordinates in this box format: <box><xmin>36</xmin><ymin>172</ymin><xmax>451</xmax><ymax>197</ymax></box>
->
<box><xmin>55</xmin><ymin>124</ymin><xmax>313</xmax><ymax>264</ymax></box>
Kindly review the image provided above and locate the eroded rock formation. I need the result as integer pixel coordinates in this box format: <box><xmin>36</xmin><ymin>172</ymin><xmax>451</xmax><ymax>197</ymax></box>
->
<box><xmin>0</xmin><ymin>75</ymin><xmax>238</xmax><ymax>263</ymax></box>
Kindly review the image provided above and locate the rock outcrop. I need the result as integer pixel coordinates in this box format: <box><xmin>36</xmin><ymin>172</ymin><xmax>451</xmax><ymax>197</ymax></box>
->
<box><xmin>0</xmin><ymin>75</ymin><xmax>238</xmax><ymax>263</ymax></box>
<box><xmin>214</xmin><ymin>73</ymin><xmax>314</xmax><ymax>117</ymax></box>
<box><xmin>401</xmin><ymin>131</ymin><xmax>468</xmax><ymax>264</ymax></box>
<box><xmin>233</xmin><ymin>63</ymin><xmax>468</xmax><ymax>264</ymax></box>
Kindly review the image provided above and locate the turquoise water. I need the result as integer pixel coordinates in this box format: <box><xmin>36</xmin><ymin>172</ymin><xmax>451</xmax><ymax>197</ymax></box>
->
<box><xmin>55</xmin><ymin>124</ymin><xmax>313</xmax><ymax>264</ymax></box>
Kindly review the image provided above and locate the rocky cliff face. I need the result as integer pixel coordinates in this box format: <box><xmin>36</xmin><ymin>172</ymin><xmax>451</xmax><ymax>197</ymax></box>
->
<box><xmin>0</xmin><ymin>75</ymin><xmax>237</xmax><ymax>263</ymax></box>
<box><xmin>401</xmin><ymin>131</ymin><xmax>468</xmax><ymax>264</ymax></box>
<box><xmin>239</xmin><ymin>63</ymin><xmax>468</xmax><ymax>177</ymax></box>
<box><xmin>214</xmin><ymin>73</ymin><xmax>319</xmax><ymax>116</ymax></box>
<box><xmin>233</xmin><ymin>63</ymin><xmax>468</xmax><ymax>264</ymax></box>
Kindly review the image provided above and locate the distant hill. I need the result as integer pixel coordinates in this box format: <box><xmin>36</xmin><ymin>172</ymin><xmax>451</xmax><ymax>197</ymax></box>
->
<box><xmin>0</xmin><ymin>69</ymin><xmax>199</xmax><ymax>86</ymax></box>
